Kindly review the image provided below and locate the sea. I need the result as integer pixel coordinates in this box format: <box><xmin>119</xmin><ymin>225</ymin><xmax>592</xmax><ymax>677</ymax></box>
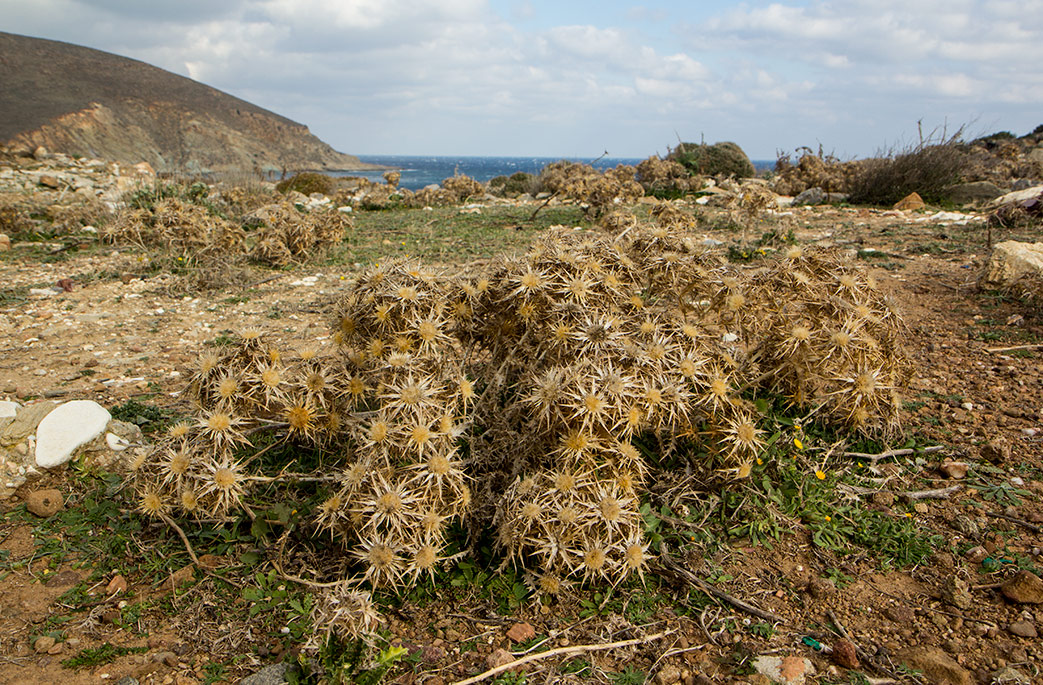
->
<box><xmin>334</xmin><ymin>155</ymin><xmax>774</xmax><ymax>191</ymax></box>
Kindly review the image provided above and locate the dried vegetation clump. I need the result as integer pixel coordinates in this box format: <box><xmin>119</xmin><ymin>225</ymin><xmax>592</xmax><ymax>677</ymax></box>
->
<box><xmin>772</xmin><ymin>151</ymin><xmax>862</xmax><ymax>196</ymax></box>
<box><xmin>539</xmin><ymin>161</ymin><xmax>644</xmax><ymax>215</ymax></box>
<box><xmin>103</xmin><ymin>182</ymin><xmax>351</xmax><ymax>278</ymax></box>
<box><xmin>135</xmin><ymin>219</ymin><xmax>908</xmax><ymax>607</ymax></box>
<box><xmin>635</xmin><ymin>156</ymin><xmax>703</xmax><ymax>197</ymax></box>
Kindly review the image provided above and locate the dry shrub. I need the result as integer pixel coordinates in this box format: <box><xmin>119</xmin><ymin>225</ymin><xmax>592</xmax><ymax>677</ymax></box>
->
<box><xmin>45</xmin><ymin>197</ymin><xmax>113</xmax><ymax>233</ymax></box>
<box><xmin>635</xmin><ymin>156</ymin><xmax>701</xmax><ymax>197</ymax></box>
<box><xmin>246</xmin><ymin>202</ymin><xmax>350</xmax><ymax>267</ymax></box>
<box><xmin>489</xmin><ymin>172</ymin><xmax>540</xmax><ymax>197</ymax></box>
<box><xmin>668</xmin><ymin>141</ymin><xmax>755</xmax><ymax>178</ymax></box>
<box><xmin>275</xmin><ymin>172</ymin><xmax>337</xmax><ymax>197</ymax></box>
<box><xmin>410</xmin><ymin>186</ymin><xmax>455</xmax><ymax>207</ymax></box>
<box><xmin>133</xmin><ymin>219</ymin><xmax>908</xmax><ymax>622</ymax></box>
<box><xmin>440</xmin><ymin>174</ymin><xmax>484</xmax><ymax>202</ymax></box>
<box><xmin>847</xmin><ymin>129</ymin><xmax>971</xmax><ymax>205</ymax></box>
<box><xmin>105</xmin><ymin>198</ymin><xmax>245</xmax><ymax>264</ymax></box>
<box><xmin>216</xmin><ymin>182</ymin><xmax>279</xmax><ymax>220</ymax></box>
<box><xmin>539</xmin><ymin>161</ymin><xmax>644</xmax><ymax>216</ymax></box>
<box><xmin>773</xmin><ymin>151</ymin><xmax>861</xmax><ymax>196</ymax></box>
<box><xmin>0</xmin><ymin>196</ymin><xmax>36</xmax><ymax>237</ymax></box>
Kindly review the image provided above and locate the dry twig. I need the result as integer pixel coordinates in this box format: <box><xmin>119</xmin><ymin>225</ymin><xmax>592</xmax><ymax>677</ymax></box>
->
<box><xmin>659</xmin><ymin>545</ymin><xmax>787</xmax><ymax>624</ymax></box>
<box><xmin>449</xmin><ymin>630</ymin><xmax>674</xmax><ymax>685</ymax></box>
<box><xmin>842</xmin><ymin>445</ymin><xmax>944</xmax><ymax>463</ymax></box>
<box><xmin>985</xmin><ymin>343</ymin><xmax>1043</xmax><ymax>354</ymax></box>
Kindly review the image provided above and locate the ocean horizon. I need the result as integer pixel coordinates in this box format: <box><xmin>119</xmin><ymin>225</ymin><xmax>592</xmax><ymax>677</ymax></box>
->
<box><xmin>330</xmin><ymin>155</ymin><xmax>774</xmax><ymax>191</ymax></box>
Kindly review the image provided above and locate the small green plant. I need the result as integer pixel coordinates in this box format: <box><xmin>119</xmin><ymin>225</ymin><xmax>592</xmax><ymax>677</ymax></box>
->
<box><xmin>61</xmin><ymin>643</ymin><xmax>148</xmax><ymax>669</ymax></box>
<box><xmin>110</xmin><ymin>399</ymin><xmax>173</xmax><ymax>433</ymax></box>
<box><xmin>609</xmin><ymin>665</ymin><xmax>647</xmax><ymax>685</ymax></box>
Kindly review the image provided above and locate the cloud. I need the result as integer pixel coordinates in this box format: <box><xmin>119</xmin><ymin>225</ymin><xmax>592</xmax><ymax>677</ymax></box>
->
<box><xmin>1</xmin><ymin>0</ymin><xmax>1041</xmax><ymax>158</ymax></box>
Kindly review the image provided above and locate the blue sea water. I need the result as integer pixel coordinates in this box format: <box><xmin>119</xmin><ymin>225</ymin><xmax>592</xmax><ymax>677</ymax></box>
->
<box><xmin>337</xmin><ymin>155</ymin><xmax>774</xmax><ymax>191</ymax></box>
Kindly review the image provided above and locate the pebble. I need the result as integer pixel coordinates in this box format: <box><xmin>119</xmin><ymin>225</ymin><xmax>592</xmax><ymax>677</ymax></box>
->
<box><xmin>832</xmin><ymin>639</ymin><xmax>859</xmax><ymax>669</ymax></box>
<box><xmin>1007</xmin><ymin>619</ymin><xmax>1037</xmax><ymax>638</ymax></box>
<box><xmin>752</xmin><ymin>655</ymin><xmax>815</xmax><ymax>685</ymax></box>
<box><xmin>1002</xmin><ymin>571</ymin><xmax>1043</xmax><ymax>604</ymax></box>
<box><xmin>505</xmin><ymin>622</ymin><xmax>535</xmax><ymax>643</ymax></box>
<box><xmin>24</xmin><ymin>488</ymin><xmax>63</xmax><ymax>517</ymax></box>
<box><xmin>34</xmin><ymin>636</ymin><xmax>56</xmax><ymax>653</ymax></box>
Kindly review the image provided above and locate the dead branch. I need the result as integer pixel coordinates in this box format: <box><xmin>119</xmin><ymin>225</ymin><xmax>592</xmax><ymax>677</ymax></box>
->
<box><xmin>449</xmin><ymin>629</ymin><xmax>674</xmax><ymax>685</ymax></box>
<box><xmin>985</xmin><ymin>343</ymin><xmax>1043</xmax><ymax>354</ymax></box>
<box><xmin>900</xmin><ymin>485</ymin><xmax>961</xmax><ymax>500</ymax></box>
<box><xmin>842</xmin><ymin>445</ymin><xmax>945</xmax><ymax>463</ymax></box>
<box><xmin>987</xmin><ymin>510</ymin><xmax>1043</xmax><ymax>533</ymax></box>
<box><xmin>659</xmin><ymin>545</ymin><xmax>787</xmax><ymax>625</ymax></box>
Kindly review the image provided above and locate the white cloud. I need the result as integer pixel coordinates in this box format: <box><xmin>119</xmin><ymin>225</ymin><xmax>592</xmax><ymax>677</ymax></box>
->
<box><xmin>1</xmin><ymin>0</ymin><xmax>1041</xmax><ymax>158</ymax></box>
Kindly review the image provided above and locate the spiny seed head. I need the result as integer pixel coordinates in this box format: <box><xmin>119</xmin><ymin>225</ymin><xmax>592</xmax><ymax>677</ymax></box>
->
<box><xmin>854</xmin><ymin>371</ymin><xmax>876</xmax><ymax>395</ymax></box>
<box><xmin>428</xmin><ymin>453</ymin><xmax>451</xmax><ymax>475</ymax></box>
<box><xmin>413</xmin><ymin>544</ymin><xmax>438</xmax><ymax>570</ymax></box>
<box><xmin>520</xmin><ymin>502</ymin><xmax>541</xmax><ymax>520</ymax></box>
<box><xmin>286</xmin><ymin>404</ymin><xmax>316</xmax><ymax>432</ymax></box>
<box><xmin>639</xmin><ymin>320</ymin><xmax>656</xmax><ymax>335</ymax></box>
<box><xmin>388</xmin><ymin>352</ymin><xmax>410</xmax><ymax>368</ymax></box>
<box><xmin>168</xmin><ymin>422</ymin><xmax>191</xmax><ymax>439</ymax></box>
<box><xmin>562</xmin><ymin>429</ymin><xmax>592</xmax><ymax>454</ymax></box>
<box><xmin>217</xmin><ymin>376</ymin><xmax>239</xmax><ymax>400</ymax></box>
<box><xmin>393</xmin><ymin>335</ymin><xmax>413</xmax><ymax>353</ymax></box>
<box><xmin>584</xmin><ymin>547</ymin><xmax>607</xmax><ymax>571</ymax></box>
<box><xmin>709</xmin><ymin>376</ymin><xmax>729</xmax><ymax>397</ymax></box>
<box><xmin>206</xmin><ymin>412</ymin><xmax>232</xmax><ymax>432</ymax></box>
<box><xmin>553</xmin><ymin>471</ymin><xmax>577</xmax><ymax>492</ymax></box>
<box><xmin>180</xmin><ymin>489</ymin><xmax>198</xmax><ymax>512</ymax></box>
<box><xmin>306</xmin><ymin>371</ymin><xmax>325</xmax><ymax>393</ymax></box>
<box><xmin>320</xmin><ymin>495</ymin><xmax>343</xmax><ymax>515</ymax></box>
<box><xmin>735</xmin><ymin>420</ymin><xmax>759</xmax><ymax>446</ymax></box>
<box><xmin>368</xmin><ymin>543</ymin><xmax>395</xmax><ymax>569</ymax></box>
<box><xmin>624</xmin><ymin>543</ymin><xmax>646</xmax><ymax>569</ymax></box>
<box><xmin>214</xmin><ymin>465</ymin><xmax>238</xmax><ymax>490</ymax></box>
<box><xmin>348</xmin><ymin>376</ymin><xmax>367</xmax><ymax>398</ymax></box>
<box><xmin>367</xmin><ymin>338</ymin><xmax>384</xmax><ymax>358</ymax></box>
<box><xmin>369</xmin><ymin>421</ymin><xmax>389</xmax><ymax>443</ymax></box>
<box><xmin>375</xmin><ymin>304</ymin><xmax>391</xmax><ymax>323</ymax></box>
<box><xmin>261</xmin><ymin>366</ymin><xmax>281</xmax><ymax>389</ymax></box>
<box><xmin>679</xmin><ymin>358</ymin><xmax>697</xmax><ymax>378</ymax></box>
<box><xmin>400</xmin><ymin>383</ymin><xmax>424</xmax><ymax>405</ymax></box>
<box><xmin>140</xmin><ymin>490</ymin><xmax>164</xmax><ymax>517</ymax></box>
<box><xmin>417</xmin><ymin>319</ymin><xmax>439</xmax><ymax>343</ymax></box>
<box><xmin>557</xmin><ymin>506</ymin><xmax>579</xmax><ymax>526</ymax></box>
<box><xmin>629</xmin><ymin>294</ymin><xmax>644</xmax><ymax>309</ymax></box>
<box><xmin>520</xmin><ymin>270</ymin><xmax>542</xmax><ymax>291</ymax></box>
<box><xmin>199</xmin><ymin>352</ymin><xmax>220</xmax><ymax>376</ymax></box>
<box><xmin>538</xmin><ymin>574</ymin><xmax>561</xmax><ymax>594</ymax></box>
<box><xmin>396</xmin><ymin>286</ymin><xmax>418</xmax><ymax>301</ymax></box>
<box><xmin>410</xmin><ymin>424</ymin><xmax>433</xmax><ymax>447</ymax></box>
<box><xmin>376</xmin><ymin>490</ymin><xmax>402</xmax><ymax>514</ymax></box>
<box><xmin>791</xmin><ymin>325</ymin><xmax>811</xmax><ymax>342</ymax></box>
<box><xmin>168</xmin><ymin>449</ymin><xmax>191</xmax><ymax>475</ymax></box>
<box><xmin>340</xmin><ymin>316</ymin><xmax>357</xmax><ymax>337</ymax></box>
<box><xmin>582</xmin><ymin>393</ymin><xmax>606</xmax><ymax>415</ymax></box>
<box><xmin>600</xmin><ymin>496</ymin><xmax>622</xmax><ymax>522</ymax></box>
<box><xmin>831</xmin><ymin>330</ymin><xmax>851</xmax><ymax>348</ymax></box>
<box><xmin>839</xmin><ymin>273</ymin><xmax>858</xmax><ymax>289</ymax></box>
<box><xmin>784</xmin><ymin>245</ymin><xmax>803</xmax><ymax>260</ymax></box>
<box><xmin>458</xmin><ymin>377</ymin><xmax>474</xmax><ymax>401</ymax></box>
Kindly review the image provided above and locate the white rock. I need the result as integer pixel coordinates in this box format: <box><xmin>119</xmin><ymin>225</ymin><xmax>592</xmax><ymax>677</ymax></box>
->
<box><xmin>105</xmin><ymin>432</ymin><xmax>130</xmax><ymax>451</ymax></box>
<box><xmin>0</xmin><ymin>401</ymin><xmax>19</xmax><ymax>419</ymax></box>
<box><xmin>34</xmin><ymin>400</ymin><xmax>112</xmax><ymax>469</ymax></box>
<box><xmin>982</xmin><ymin>241</ymin><xmax>1043</xmax><ymax>290</ymax></box>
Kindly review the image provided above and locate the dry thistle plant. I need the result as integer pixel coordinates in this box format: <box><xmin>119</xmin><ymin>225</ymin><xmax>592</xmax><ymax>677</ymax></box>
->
<box><xmin>134</xmin><ymin>218</ymin><xmax>909</xmax><ymax>631</ymax></box>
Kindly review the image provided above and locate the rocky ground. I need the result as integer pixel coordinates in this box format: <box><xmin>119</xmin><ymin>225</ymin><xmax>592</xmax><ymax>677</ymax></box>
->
<box><xmin>1</xmin><ymin>153</ymin><xmax>1042</xmax><ymax>685</ymax></box>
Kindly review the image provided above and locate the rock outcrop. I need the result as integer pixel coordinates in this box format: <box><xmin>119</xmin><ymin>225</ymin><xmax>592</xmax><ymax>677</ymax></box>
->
<box><xmin>0</xmin><ymin>32</ymin><xmax>375</xmax><ymax>175</ymax></box>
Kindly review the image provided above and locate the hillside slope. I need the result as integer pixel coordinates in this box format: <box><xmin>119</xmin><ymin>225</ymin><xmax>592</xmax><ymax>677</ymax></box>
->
<box><xmin>0</xmin><ymin>32</ymin><xmax>373</xmax><ymax>175</ymax></box>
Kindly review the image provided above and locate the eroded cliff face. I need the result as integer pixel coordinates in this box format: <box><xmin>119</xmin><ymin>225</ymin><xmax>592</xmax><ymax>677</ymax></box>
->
<box><xmin>8</xmin><ymin>102</ymin><xmax>367</xmax><ymax>176</ymax></box>
<box><xmin>1</xmin><ymin>32</ymin><xmax>375</xmax><ymax>175</ymax></box>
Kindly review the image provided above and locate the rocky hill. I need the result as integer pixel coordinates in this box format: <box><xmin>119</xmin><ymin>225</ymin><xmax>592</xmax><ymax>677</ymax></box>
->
<box><xmin>0</xmin><ymin>32</ymin><xmax>375</xmax><ymax>175</ymax></box>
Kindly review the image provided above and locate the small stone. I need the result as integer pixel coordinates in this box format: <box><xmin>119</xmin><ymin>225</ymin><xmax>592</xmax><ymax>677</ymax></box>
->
<box><xmin>940</xmin><ymin>459</ymin><xmax>968</xmax><ymax>479</ymax></box>
<box><xmin>1007</xmin><ymin>620</ymin><xmax>1037</xmax><ymax>638</ymax></box>
<box><xmin>952</xmin><ymin>515</ymin><xmax>980</xmax><ymax>537</ymax></box>
<box><xmin>806</xmin><ymin>577</ymin><xmax>837</xmax><ymax>599</ymax></box>
<box><xmin>990</xmin><ymin>666</ymin><xmax>1032</xmax><ymax>684</ymax></box>
<box><xmin>106</xmin><ymin>574</ymin><xmax>128</xmax><ymax>594</ymax></box>
<box><xmin>115</xmin><ymin>677</ymin><xmax>140</xmax><ymax>685</ymax></box>
<box><xmin>25</xmin><ymin>488</ymin><xmax>64</xmax><ymax>517</ymax></box>
<box><xmin>34</xmin><ymin>636</ymin><xmax>56</xmax><ymax>653</ymax></box>
<box><xmin>965</xmin><ymin>545</ymin><xmax>989</xmax><ymax>563</ymax></box>
<box><xmin>486</xmin><ymin>648</ymin><xmax>517</xmax><ymax>671</ymax></box>
<box><xmin>506</xmin><ymin>622</ymin><xmax>536</xmax><ymax>643</ymax></box>
<box><xmin>38</xmin><ymin>175</ymin><xmax>61</xmax><ymax>189</ymax></box>
<box><xmin>752</xmin><ymin>655</ymin><xmax>815</xmax><ymax>685</ymax></box>
<box><xmin>941</xmin><ymin>577</ymin><xmax>973</xmax><ymax>610</ymax></box>
<box><xmin>980</xmin><ymin>439</ymin><xmax>1010</xmax><ymax>463</ymax></box>
<box><xmin>655</xmin><ymin>664</ymin><xmax>681</xmax><ymax>685</ymax></box>
<box><xmin>160</xmin><ymin>564</ymin><xmax>196</xmax><ymax>592</ymax></box>
<box><xmin>793</xmin><ymin>187</ymin><xmax>826</xmax><ymax>206</ymax></box>
<box><xmin>832</xmin><ymin>639</ymin><xmax>859</xmax><ymax>669</ymax></box>
<box><xmin>897</xmin><ymin>646</ymin><xmax>971</xmax><ymax>685</ymax></box>
<box><xmin>914</xmin><ymin>501</ymin><xmax>929</xmax><ymax>514</ymax></box>
<box><xmin>237</xmin><ymin>662</ymin><xmax>300</xmax><ymax>685</ymax></box>
<box><xmin>1002</xmin><ymin>571</ymin><xmax>1043</xmax><ymax>604</ymax></box>
<box><xmin>893</xmin><ymin>192</ymin><xmax>925</xmax><ymax>211</ymax></box>
<box><xmin>47</xmin><ymin>642</ymin><xmax>64</xmax><ymax>654</ymax></box>
<box><xmin>0</xmin><ymin>233</ymin><xmax>10</xmax><ymax>251</ymax></box>
<box><xmin>153</xmin><ymin>651</ymin><xmax>178</xmax><ymax>667</ymax></box>
<box><xmin>872</xmin><ymin>490</ymin><xmax>895</xmax><ymax>507</ymax></box>
<box><xmin>885</xmin><ymin>605</ymin><xmax>914</xmax><ymax>623</ymax></box>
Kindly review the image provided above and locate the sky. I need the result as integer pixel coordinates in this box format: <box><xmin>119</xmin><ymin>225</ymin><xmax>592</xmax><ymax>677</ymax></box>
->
<box><xmin>2</xmin><ymin>0</ymin><xmax>1042</xmax><ymax>159</ymax></box>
